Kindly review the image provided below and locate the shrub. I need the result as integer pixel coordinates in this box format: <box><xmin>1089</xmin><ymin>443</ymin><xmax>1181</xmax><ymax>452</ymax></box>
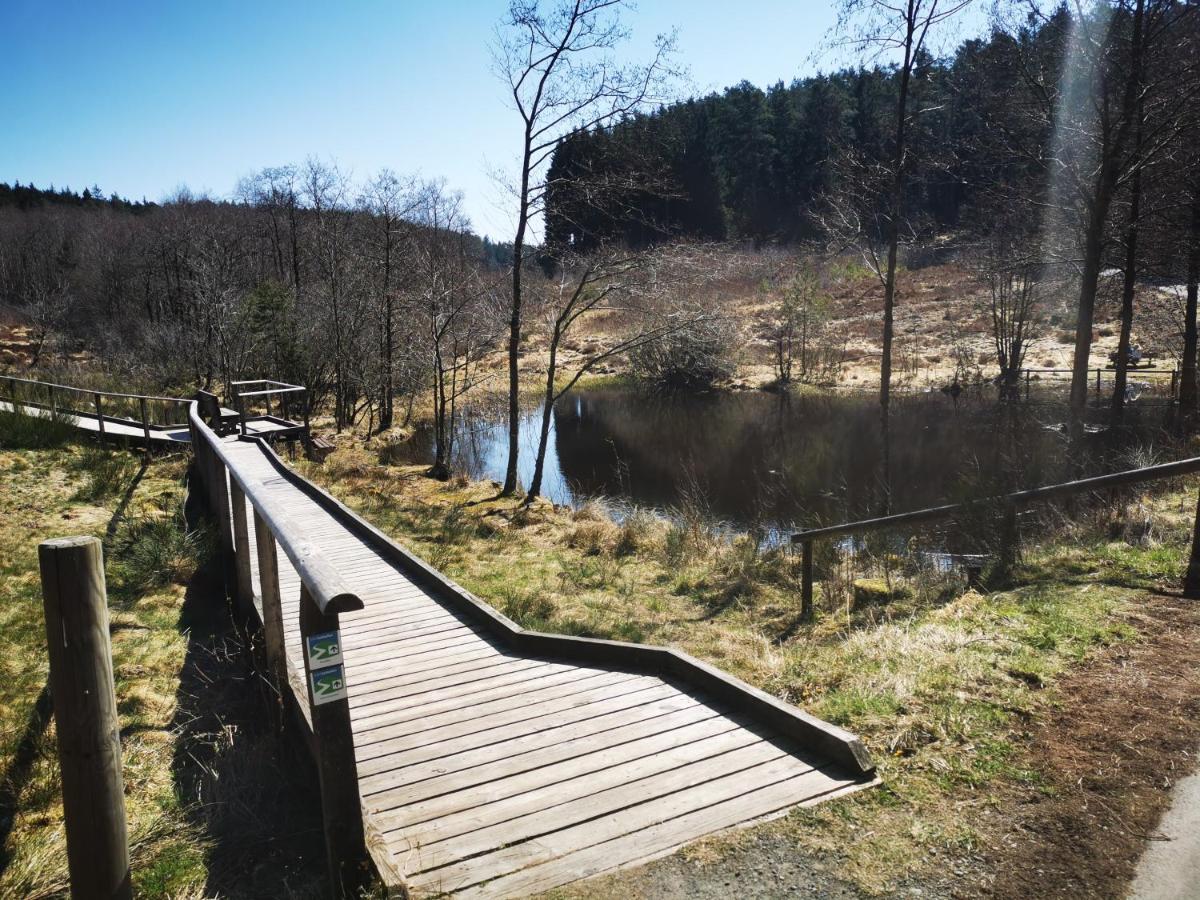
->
<box><xmin>614</xmin><ymin>509</ymin><xmax>655</xmax><ymax>556</ymax></box>
<box><xmin>629</xmin><ymin>315</ymin><xmax>739</xmax><ymax>390</ymax></box>
<box><xmin>114</xmin><ymin>514</ymin><xmax>210</xmax><ymax>594</ymax></box>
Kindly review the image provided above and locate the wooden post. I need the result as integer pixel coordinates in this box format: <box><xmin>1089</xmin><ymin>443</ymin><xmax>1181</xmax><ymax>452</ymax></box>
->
<box><xmin>801</xmin><ymin>539</ymin><xmax>814</xmax><ymax>620</ymax></box>
<box><xmin>253</xmin><ymin>510</ymin><xmax>288</xmax><ymax>722</ymax></box>
<box><xmin>235</xmin><ymin>390</ymin><xmax>247</xmax><ymax>437</ymax></box>
<box><xmin>228</xmin><ymin>480</ymin><xmax>254</xmax><ymax>614</ymax></box>
<box><xmin>299</xmin><ymin>586</ymin><xmax>367</xmax><ymax>897</ymax></box>
<box><xmin>207</xmin><ymin>450</ymin><xmax>238</xmax><ymax>604</ymax></box>
<box><xmin>94</xmin><ymin>392</ymin><xmax>106</xmax><ymax>437</ymax></box>
<box><xmin>1172</xmin><ymin>368</ymin><xmax>1179</xmax><ymax>401</ymax></box>
<box><xmin>38</xmin><ymin>536</ymin><xmax>131</xmax><ymax>900</ymax></box>
<box><xmin>48</xmin><ymin>385</ymin><xmax>57</xmax><ymax>416</ymax></box>
<box><xmin>1096</xmin><ymin>367</ymin><xmax>1102</xmax><ymax>397</ymax></box>
<box><xmin>1185</xmin><ymin>489</ymin><xmax>1200</xmax><ymax>599</ymax></box>
<box><xmin>1025</xmin><ymin>369</ymin><xmax>1031</xmax><ymax>400</ymax></box>
<box><xmin>139</xmin><ymin>397</ymin><xmax>152</xmax><ymax>458</ymax></box>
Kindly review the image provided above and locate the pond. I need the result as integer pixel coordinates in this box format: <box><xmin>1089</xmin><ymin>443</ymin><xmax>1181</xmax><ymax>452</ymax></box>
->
<box><xmin>397</xmin><ymin>385</ymin><xmax>1178</xmax><ymax>532</ymax></box>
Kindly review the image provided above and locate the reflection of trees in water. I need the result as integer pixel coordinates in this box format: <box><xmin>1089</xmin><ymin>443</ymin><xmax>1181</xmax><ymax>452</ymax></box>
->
<box><xmin>405</xmin><ymin>386</ymin><xmax>1175</xmax><ymax>531</ymax></box>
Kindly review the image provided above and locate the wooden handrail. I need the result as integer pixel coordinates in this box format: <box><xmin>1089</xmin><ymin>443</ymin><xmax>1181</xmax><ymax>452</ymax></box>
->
<box><xmin>1</xmin><ymin>373</ymin><xmax>189</xmax><ymax>405</ymax></box>
<box><xmin>792</xmin><ymin>455</ymin><xmax>1200</xmax><ymax>544</ymax></box>
<box><xmin>791</xmin><ymin>455</ymin><xmax>1200</xmax><ymax>619</ymax></box>
<box><xmin>188</xmin><ymin>403</ymin><xmax>361</xmax><ymax>616</ymax></box>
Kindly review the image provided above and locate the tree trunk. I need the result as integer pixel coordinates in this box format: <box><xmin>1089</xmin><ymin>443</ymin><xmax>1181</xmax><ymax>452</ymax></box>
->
<box><xmin>527</xmin><ymin>335</ymin><xmax>560</xmax><ymax>502</ymax></box>
<box><xmin>503</xmin><ymin>144</ymin><xmax>533</xmax><ymax>497</ymax></box>
<box><xmin>878</xmin><ymin>10</ymin><xmax>915</xmax><ymax>516</ymax></box>
<box><xmin>1181</xmin><ymin>187</ymin><xmax>1200</xmax><ymax>412</ymax></box>
<box><xmin>1111</xmin><ymin>161</ymin><xmax>1142</xmax><ymax>422</ymax></box>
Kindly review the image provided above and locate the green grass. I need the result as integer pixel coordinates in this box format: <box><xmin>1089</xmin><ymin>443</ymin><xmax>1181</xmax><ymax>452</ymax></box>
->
<box><xmin>0</xmin><ymin>407</ymin><xmax>79</xmax><ymax>449</ymax></box>
<box><xmin>0</xmin><ymin>446</ymin><xmax>211</xmax><ymax>898</ymax></box>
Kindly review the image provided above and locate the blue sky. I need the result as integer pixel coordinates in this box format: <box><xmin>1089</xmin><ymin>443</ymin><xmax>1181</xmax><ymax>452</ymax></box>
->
<box><xmin>3</xmin><ymin>1</ymin><xmax>988</xmax><ymax>240</ymax></box>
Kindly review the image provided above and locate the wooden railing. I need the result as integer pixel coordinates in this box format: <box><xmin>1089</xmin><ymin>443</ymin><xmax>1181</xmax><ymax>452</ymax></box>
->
<box><xmin>230</xmin><ymin>379</ymin><xmax>308</xmax><ymax>435</ymax></box>
<box><xmin>187</xmin><ymin>402</ymin><xmax>367</xmax><ymax>896</ymax></box>
<box><xmin>1</xmin><ymin>373</ymin><xmax>190</xmax><ymax>440</ymax></box>
<box><xmin>790</xmin><ymin>455</ymin><xmax>1200</xmax><ymax>618</ymax></box>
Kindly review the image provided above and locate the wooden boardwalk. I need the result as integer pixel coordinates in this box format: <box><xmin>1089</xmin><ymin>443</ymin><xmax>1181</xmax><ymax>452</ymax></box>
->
<box><xmin>209</xmin><ymin>432</ymin><xmax>877</xmax><ymax>898</ymax></box>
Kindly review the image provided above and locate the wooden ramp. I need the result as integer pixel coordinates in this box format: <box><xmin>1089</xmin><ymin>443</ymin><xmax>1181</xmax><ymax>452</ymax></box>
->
<box><xmin>197</xmin><ymin>425</ymin><xmax>878</xmax><ymax>898</ymax></box>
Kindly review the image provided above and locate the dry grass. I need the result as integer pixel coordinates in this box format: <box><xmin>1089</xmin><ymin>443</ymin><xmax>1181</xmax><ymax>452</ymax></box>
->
<box><xmin>299</xmin><ymin>443</ymin><xmax>1198</xmax><ymax>894</ymax></box>
<box><xmin>0</xmin><ymin>444</ymin><xmax>213</xmax><ymax>897</ymax></box>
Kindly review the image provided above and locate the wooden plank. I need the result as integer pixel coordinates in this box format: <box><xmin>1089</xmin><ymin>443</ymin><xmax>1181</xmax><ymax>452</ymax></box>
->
<box><xmin>357</xmin><ymin>698</ymin><xmax>713</xmax><ymax>800</ymax></box>
<box><xmin>347</xmin><ymin>655</ymin><xmax>547</xmax><ymax>705</ymax></box>
<box><xmin>399</xmin><ymin>738</ymin><xmax>787</xmax><ymax>875</ymax></box>
<box><xmin>344</xmin><ymin>647</ymin><xmax>500</xmax><ymax>690</ymax></box>
<box><xmin>354</xmin><ymin>682</ymin><xmax>681</xmax><ymax>776</ymax></box>
<box><xmin>408</xmin><ymin>754</ymin><xmax>833</xmax><ymax>894</ymax></box>
<box><xmin>453</xmin><ymin>767</ymin><xmax>864</xmax><ymax>899</ymax></box>
<box><xmin>368</xmin><ymin>712</ymin><xmax>739</xmax><ymax>828</ymax></box>
<box><xmin>352</xmin><ymin>667</ymin><xmax>596</xmax><ymax>733</ymax></box>
<box><xmin>345</xmin><ymin>642</ymin><xmax>499</xmax><ymax>682</ymax></box>
<box><xmin>349</xmin><ymin>661</ymin><xmax>571</xmax><ymax>717</ymax></box>
<box><xmin>352</xmin><ymin>671</ymin><xmax>642</xmax><ymax>746</ymax></box>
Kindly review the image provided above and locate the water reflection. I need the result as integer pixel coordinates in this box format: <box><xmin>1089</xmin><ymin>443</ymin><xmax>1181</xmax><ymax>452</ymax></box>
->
<box><xmin>400</xmin><ymin>386</ymin><xmax>1174</xmax><ymax>531</ymax></box>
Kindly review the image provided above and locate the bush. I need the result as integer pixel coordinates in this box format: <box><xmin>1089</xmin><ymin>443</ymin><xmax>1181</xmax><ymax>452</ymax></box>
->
<box><xmin>114</xmin><ymin>514</ymin><xmax>210</xmax><ymax>594</ymax></box>
<box><xmin>629</xmin><ymin>315</ymin><xmax>739</xmax><ymax>390</ymax></box>
<box><xmin>500</xmin><ymin>589</ymin><xmax>556</xmax><ymax>629</ymax></box>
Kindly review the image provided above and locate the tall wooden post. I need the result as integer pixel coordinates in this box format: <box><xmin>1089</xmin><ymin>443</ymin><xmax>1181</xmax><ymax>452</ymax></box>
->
<box><xmin>139</xmin><ymin>397</ymin><xmax>152</xmax><ymax>458</ymax></box>
<box><xmin>801</xmin><ymin>539</ymin><xmax>814</xmax><ymax>621</ymax></box>
<box><xmin>228</xmin><ymin>481</ymin><xmax>254</xmax><ymax>614</ymax></box>
<box><xmin>94</xmin><ymin>392</ymin><xmax>106</xmax><ymax>438</ymax></box>
<box><xmin>38</xmin><ymin>536</ymin><xmax>131</xmax><ymax>900</ymax></box>
<box><xmin>1096</xmin><ymin>368</ymin><xmax>1102</xmax><ymax>398</ymax></box>
<box><xmin>299</xmin><ymin>586</ymin><xmax>367</xmax><ymax>898</ymax></box>
<box><xmin>253</xmin><ymin>511</ymin><xmax>288</xmax><ymax>724</ymax></box>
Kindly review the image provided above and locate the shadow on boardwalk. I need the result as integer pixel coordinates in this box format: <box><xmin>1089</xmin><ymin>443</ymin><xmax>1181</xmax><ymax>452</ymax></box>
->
<box><xmin>171</xmin><ymin>562</ymin><xmax>330</xmax><ymax>898</ymax></box>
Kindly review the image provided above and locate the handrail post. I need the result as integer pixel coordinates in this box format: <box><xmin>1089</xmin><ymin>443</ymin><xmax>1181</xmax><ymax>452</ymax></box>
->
<box><xmin>801</xmin><ymin>539</ymin><xmax>814</xmax><ymax>620</ymax></box>
<box><xmin>94</xmin><ymin>392</ymin><xmax>106</xmax><ymax>437</ymax></box>
<box><xmin>207</xmin><ymin>445</ymin><xmax>238</xmax><ymax>603</ymax></box>
<box><xmin>236</xmin><ymin>390</ymin><xmax>247</xmax><ymax>437</ymax></box>
<box><xmin>299</xmin><ymin>585</ymin><xmax>368</xmax><ymax>898</ymax></box>
<box><xmin>1025</xmin><ymin>368</ymin><xmax>1031</xmax><ymax>400</ymax></box>
<box><xmin>38</xmin><ymin>536</ymin><xmax>131</xmax><ymax>900</ymax></box>
<box><xmin>48</xmin><ymin>384</ymin><xmax>57</xmax><ymax>416</ymax></box>
<box><xmin>228</xmin><ymin>480</ymin><xmax>254</xmax><ymax>615</ymax></box>
<box><xmin>139</xmin><ymin>397</ymin><xmax>152</xmax><ymax>459</ymax></box>
<box><xmin>253</xmin><ymin>510</ymin><xmax>288</xmax><ymax>725</ymax></box>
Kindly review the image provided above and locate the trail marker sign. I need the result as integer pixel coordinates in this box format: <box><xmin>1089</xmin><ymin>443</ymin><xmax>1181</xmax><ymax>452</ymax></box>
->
<box><xmin>306</xmin><ymin>630</ymin><xmax>343</xmax><ymax>668</ymax></box>
<box><xmin>310</xmin><ymin>664</ymin><xmax>347</xmax><ymax>706</ymax></box>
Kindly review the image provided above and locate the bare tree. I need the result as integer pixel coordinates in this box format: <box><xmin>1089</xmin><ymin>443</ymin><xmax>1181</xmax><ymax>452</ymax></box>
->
<box><xmin>979</xmin><ymin>237</ymin><xmax>1040</xmax><ymax>400</ymax></box>
<box><xmin>491</xmin><ymin>0</ymin><xmax>677</xmax><ymax>496</ymax></box>
<box><xmin>409</xmin><ymin>183</ymin><xmax>502</xmax><ymax>479</ymax></box>
<box><xmin>832</xmin><ymin>0</ymin><xmax>974</xmax><ymax>441</ymax></box>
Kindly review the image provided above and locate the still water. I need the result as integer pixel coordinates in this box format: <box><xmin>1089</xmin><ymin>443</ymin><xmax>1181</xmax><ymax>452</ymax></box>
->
<box><xmin>400</xmin><ymin>386</ymin><xmax>1175</xmax><ymax>531</ymax></box>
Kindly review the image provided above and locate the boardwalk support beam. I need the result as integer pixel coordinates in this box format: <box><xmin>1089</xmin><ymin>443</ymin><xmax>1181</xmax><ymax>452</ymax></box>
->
<box><xmin>38</xmin><ymin>536</ymin><xmax>131</xmax><ymax>900</ymax></box>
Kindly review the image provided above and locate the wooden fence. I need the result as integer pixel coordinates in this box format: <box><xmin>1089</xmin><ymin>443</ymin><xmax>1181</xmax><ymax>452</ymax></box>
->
<box><xmin>1</xmin><ymin>373</ymin><xmax>190</xmax><ymax>439</ymax></box>
<box><xmin>791</xmin><ymin>455</ymin><xmax>1200</xmax><ymax>618</ymax></box>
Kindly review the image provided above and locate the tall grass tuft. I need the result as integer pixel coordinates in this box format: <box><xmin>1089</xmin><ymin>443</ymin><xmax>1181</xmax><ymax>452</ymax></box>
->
<box><xmin>0</xmin><ymin>407</ymin><xmax>78</xmax><ymax>449</ymax></box>
<box><xmin>71</xmin><ymin>446</ymin><xmax>140</xmax><ymax>502</ymax></box>
<box><xmin>113</xmin><ymin>512</ymin><xmax>212</xmax><ymax>594</ymax></box>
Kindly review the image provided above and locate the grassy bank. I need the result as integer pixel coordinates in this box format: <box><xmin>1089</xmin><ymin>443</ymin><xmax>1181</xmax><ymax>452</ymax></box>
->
<box><xmin>299</xmin><ymin>443</ymin><xmax>1199</xmax><ymax>894</ymax></box>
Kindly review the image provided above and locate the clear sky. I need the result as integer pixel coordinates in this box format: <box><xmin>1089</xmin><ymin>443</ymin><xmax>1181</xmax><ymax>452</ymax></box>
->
<box><xmin>2</xmin><ymin>0</ymin><xmax>988</xmax><ymax>240</ymax></box>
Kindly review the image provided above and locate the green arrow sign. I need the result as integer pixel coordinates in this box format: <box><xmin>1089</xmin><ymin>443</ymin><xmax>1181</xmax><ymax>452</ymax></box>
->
<box><xmin>310</xmin><ymin>664</ymin><xmax>347</xmax><ymax>706</ymax></box>
<box><xmin>306</xmin><ymin>630</ymin><xmax>343</xmax><ymax>667</ymax></box>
